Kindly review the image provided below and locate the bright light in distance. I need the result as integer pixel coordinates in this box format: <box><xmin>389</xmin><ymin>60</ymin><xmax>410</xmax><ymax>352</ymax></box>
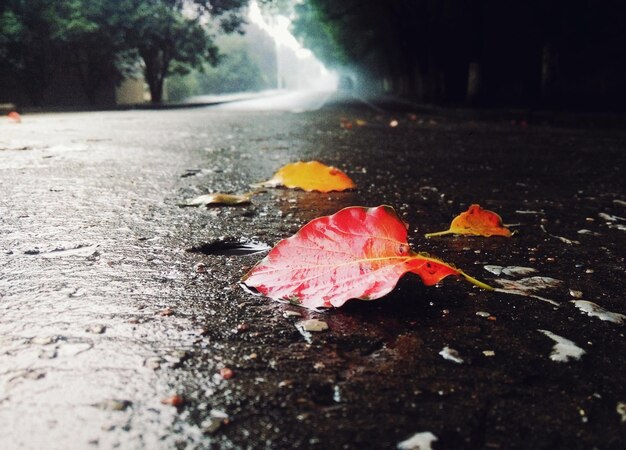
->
<box><xmin>296</xmin><ymin>48</ymin><xmax>313</xmax><ymax>59</ymax></box>
<box><xmin>248</xmin><ymin>1</ymin><xmax>307</xmax><ymax>56</ymax></box>
<box><xmin>248</xmin><ymin>0</ymin><xmax>337</xmax><ymax>91</ymax></box>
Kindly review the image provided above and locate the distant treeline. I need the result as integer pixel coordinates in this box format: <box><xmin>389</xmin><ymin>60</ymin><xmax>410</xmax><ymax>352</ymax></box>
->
<box><xmin>293</xmin><ymin>0</ymin><xmax>626</xmax><ymax>109</ymax></box>
<box><xmin>0</xmin><ymin>0</ymin><xmax>248</xmax><ymax>105</ymax></box>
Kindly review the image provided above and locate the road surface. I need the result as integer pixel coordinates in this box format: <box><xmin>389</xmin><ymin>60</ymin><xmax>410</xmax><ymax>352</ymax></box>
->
<box><xmin>1</xmin><ymin>91</ymin><xmax>625</xmax><ymax>449</ymax></box>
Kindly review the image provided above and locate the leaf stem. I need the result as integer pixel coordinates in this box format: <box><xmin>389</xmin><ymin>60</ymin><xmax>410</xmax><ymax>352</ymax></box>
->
<box><xmin>459</xmin><ymin>271</ymin><xmax>494</xmax><ymax>291</ymax></box>
<box><xmin>244</xmin><ymin>188</ymin><xmax>266</xmax><ymax>197</ymax></box>
<box><xmin>424</xmin><ymin>229</ymin><xmax>453</xmax><ymax>238</ymax></box>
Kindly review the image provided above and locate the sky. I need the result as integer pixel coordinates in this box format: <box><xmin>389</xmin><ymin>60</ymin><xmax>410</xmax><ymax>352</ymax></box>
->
<box><xmin>247</xmin><ymin>0</ymin><xmax>312</xmax><ymax>59</ymax></box>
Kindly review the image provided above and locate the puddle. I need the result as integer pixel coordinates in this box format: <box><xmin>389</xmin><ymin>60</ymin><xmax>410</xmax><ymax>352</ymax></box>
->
<box><xmin>186</xmin><ymin>240</ymin><xmax>270</xmax><ymax>256</ymax></box>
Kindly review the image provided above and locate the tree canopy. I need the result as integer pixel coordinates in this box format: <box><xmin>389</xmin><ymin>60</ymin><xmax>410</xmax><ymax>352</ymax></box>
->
<box><xmin>128</xmin><ymin>0</ymin><xmax>248</xmax><ymax>103</ymax></box>
<box><xmin>292</xmin><ymin>0</ymin><xmax>626</xmax><ymax>108</ymax></box>
<box><xmin>0</xmin><ymin>0</ymin><xmax>249</xmax><ymax>105</ymax></box>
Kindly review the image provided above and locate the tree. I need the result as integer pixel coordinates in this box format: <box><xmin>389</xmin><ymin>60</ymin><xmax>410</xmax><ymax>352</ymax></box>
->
<box><xmin>0</xmin><ymin>0</ymin><xmax>139</xmax><ymax>106</ymax></box>
<box><xmin>128</xmin><ymin>0</ymin><xmax>248</xmax><ymax>103</ymax></box>
<box><xmin>62</xmin><ymin>0</ymin><xmax>139</xmax><ymax>104</ymax></box>
<box><xmin>197</xmin><ymin>33</ymin><xmax>267</xmax><ymax>94</ymax></box>
<box><xmin>166</xmin><ymin>23</ymin><xmax>277</xmax><ymax>101</ymax></box>
<box><xmin>0</xmin><ymin>0</ymin><xmax>71</xmax><ymax>105</ymax></box>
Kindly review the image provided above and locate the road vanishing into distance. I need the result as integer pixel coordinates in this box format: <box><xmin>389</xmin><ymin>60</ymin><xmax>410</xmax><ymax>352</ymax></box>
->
<box><xmin>1</xmin><ymin>90</ymin><xmax>625</xmax><ymax>449</ymax></box>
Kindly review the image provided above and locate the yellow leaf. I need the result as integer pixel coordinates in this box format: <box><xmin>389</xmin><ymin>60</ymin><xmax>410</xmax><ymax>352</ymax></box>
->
<box><xmin>256</xmin><ymin>161</ymin><xmax>356</xmax><ymax>193</ymax></box>
<box><xmin>425</xmin><ymin>204</ymin><xmax>512</xmax><ymax>238</ymax></box>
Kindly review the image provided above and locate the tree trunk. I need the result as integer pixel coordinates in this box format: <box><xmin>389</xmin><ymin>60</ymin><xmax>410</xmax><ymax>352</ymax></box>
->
<box><xmin>149</xmin><ymin>75</ymin><xmax>164</xmax><ymax>103</ymax></box>
<box><xmin>141</xmin><ymin>48</ymin><xmax>169</xmax><ymax>103</ymax></box>
<box><xmin>466</xmin><ymin>62</ymin><xmax>481</xmax><ymax>105</ymax></box>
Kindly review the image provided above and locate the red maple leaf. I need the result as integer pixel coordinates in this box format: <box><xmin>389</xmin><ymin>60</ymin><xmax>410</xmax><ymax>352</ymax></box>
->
<box><xmin>242</xmin><ymin>206</ymin><xmax>491</xmax><ymax>309</ymax></box>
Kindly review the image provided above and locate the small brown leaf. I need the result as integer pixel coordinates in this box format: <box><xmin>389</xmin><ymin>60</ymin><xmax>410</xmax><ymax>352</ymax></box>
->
<box><xmin>161</xmin><ymin>395</ymin><xmax>184</xmax><ymax>407</ymax></box>
<box><xmin>180</xmin><ymin>192</ymin><xmax>253</xmax><ymax>207</ymax></box>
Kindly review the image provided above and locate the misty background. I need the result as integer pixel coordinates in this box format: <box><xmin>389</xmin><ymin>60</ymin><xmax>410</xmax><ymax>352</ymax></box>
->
<box><xmin>1</xmin><ymin>0</ymin><xmax>625</xmax><ymax>110</ymax></box>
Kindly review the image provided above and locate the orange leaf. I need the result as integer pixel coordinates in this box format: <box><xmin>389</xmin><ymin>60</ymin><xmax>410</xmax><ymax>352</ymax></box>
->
<box><xmin>242</xmin><ymin>205</ymin><xmax>491</xmax><ymax>309</ymax></box>
<box><xmin>255</xmin><ymin>161</ymin><xmax>356</xmax><ymax>193</ymax></box>
<box><xmin>425</xmin><ymin>204</ymin><xmax>511</xmax><ymax>238</ymax></box>
<box><xmin>8</xmin><ymin>111</ymin><xmax>21</xmax><ymax>123</ymax></box>
<box><xmin>161</xmin><ymin>394</ymin><xmax>184</xmax><ymax>406</ymax></box>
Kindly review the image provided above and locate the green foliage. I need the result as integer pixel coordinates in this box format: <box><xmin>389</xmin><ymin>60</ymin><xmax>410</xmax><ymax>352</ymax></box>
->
<box><xmin>198</xmin><ymin>34</ymin><xmax>268</xmax><ymax>94</ymax></box>
<box><xmin>292</xmin><ymin>1</ymin><xmax>347</xmax><ymax>69</ymax></box>
<box><xmin>0</xmin><ymin>0</ymin><xmax>250</xmax><ymax>105</ymax></box>
<box><xmin>0</xmin><ymin>0</ymin><xmax>72</xmax><ymax>104</ymax></box>
<box><xmin>165</xmin><ymin>73</ymin><xmax>201</xmax><ymax>102</ymax></box>
<box><xmin>127</xmin><ymin>0</ymin><xmax>249</xmax><ymax>102</ymax></box>
<box><xmin>166</xmin><ymin>32</ymin><xmax>275</xmax><ymax>101</ymax></box>
<box><xmin>62</xmin><ymin>0</ymin><xmax>139</xmax><ymax>103</ymax></box>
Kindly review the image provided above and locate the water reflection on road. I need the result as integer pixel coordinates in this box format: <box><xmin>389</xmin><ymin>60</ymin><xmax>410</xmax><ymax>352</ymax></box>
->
<box><xmin>212</xmin><ymin>89</ymin><xmax>335</xmax><ymax>112</ymax></box>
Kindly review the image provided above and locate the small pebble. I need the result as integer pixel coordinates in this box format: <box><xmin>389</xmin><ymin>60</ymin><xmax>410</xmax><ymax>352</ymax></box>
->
<box><xmin>144</xmin><ymin>357</ymin><xmax>162</xmax><ymax>370</ymax></box>
<box><xmin>94</xmin><ymin>399</ymin><xmax>132</xmax><ymax>411</ymax></box>
<box><xmin>617</xmin><ymin>402</ymin><xmax>626</xmax><ymax>423</ymax></box>
<box><xmin>159</xmin><ymin>308</ymin><xmax>174</xmax><ymax>317</ymax></box>
<box><xmin>86</xmin><ymin>324</ymin><xmax>106</xmax><ymax>334</ymax></box>
<box><xmin>569</xmin><ymin>289</ymin><xmax>583</xmax><ymax>299</ymax></box>
<box><xmin>31</xmin><ymin>336</ymin><xmax>56</xmax><ymax>345</ymax></box>
<box><xmin>296</xmin><ymin>319</ymin><xmax>328</xmax><ymax>332</ymax></box>
<box><xmin>202</xmin><ymin>410</ymin><xmax>229</xmax><ymax>434</ymax></box>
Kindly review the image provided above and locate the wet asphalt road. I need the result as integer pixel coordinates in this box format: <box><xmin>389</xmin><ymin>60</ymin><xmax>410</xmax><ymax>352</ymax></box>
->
<box><xmin>1</xmin><ymin>91</ymin><xmax>625</xmax><ymax>450</ymax></box>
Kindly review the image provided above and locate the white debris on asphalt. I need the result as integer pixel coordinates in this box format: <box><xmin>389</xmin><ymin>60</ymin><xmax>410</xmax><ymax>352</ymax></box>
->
<box><xmin>484</xmin><ymin>265</ymin><xmax>538</xmax><ymax>277</ymax></box>
<box><xmin>295</xmin><ymin>319</ymin><xmax>328</xmax><ymax>343</ymax></box>
<box><xmin>538</xmin><ymin>330</ymin><xmax>586</xmax><ymax>362</ymax></box>
<box><xmin>439</xmin><ymin>346</ymin><xmax>464</xmax><ymax>364</ymax></box>
<box><xmin>571</xmin><ymin>301</ymin><xmax>625</xmax><ymax>324</ymax></box>
<box><xmin>297</xmin><ymin>319</ymin><xmax>328</xmax><ymax>332</ymax></box>
<box><xmin>397</xmin><ymin>431</ymin><xmax>438</xmax><ymax>450</ymax></box>
<box><xmin>617</xmin><ymin>402</ymin><xmax>626</xmax><ymax>423</ymax></box>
